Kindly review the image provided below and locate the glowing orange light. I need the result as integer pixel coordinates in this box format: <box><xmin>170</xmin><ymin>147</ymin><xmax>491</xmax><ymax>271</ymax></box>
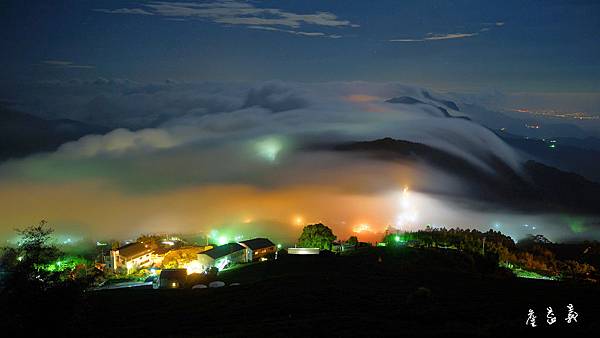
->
<box><xmin>344</xmin><ymin>94</ymin><xmax>379</xmax><ymax>103</ymax></box>
<box><xmin>353</xmin><ymin>223</ymin><xmax>372</xmax><ymax>233</ymax></box>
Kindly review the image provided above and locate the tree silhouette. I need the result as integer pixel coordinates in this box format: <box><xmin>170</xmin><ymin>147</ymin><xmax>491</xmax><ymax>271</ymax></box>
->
<box><xmin>347</xmin><ymin>236</ymin><xmax>358</xmax><ymax>246</ymax></box>
<box><xmin>298</xmin><ymin>223</ymin><xmax>337</xmax><ymax>250</ymax></box>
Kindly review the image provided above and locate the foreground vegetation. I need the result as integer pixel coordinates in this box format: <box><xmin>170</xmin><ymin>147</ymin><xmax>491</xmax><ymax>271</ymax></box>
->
<box><xmin>1</xmin><ymin>221</ymin><xmax>600</xmax><ymax>335</ymax></box>
<box><xmin>78</xmin><ymin>248</ymin><xmax>600</xmax><ymax>336</ymax></box>
<box><xmin>382</xmin><ymin>227</ymin><xmax>598</xmax><ymax>282</ymax></box>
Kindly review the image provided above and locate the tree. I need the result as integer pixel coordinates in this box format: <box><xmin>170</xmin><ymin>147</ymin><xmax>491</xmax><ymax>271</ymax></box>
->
<box><xmin>298</xmin><ymin>223</ymin><xmax>337</xmax><ymax>250</ymax></box>
<box><xmin>347</xmin><ymin>236</ymin><xmax>358</xmax><ymax>246</ymax></box>
<box><xmin>3</xmin><ymin>220</ymin><xmax>62</xmax><ymax>291</ymax></box>
<box><xmin>1</xmin><ymin>220</ymin><xmax>93</xmax><ymax>291</ymax></box>
<box><xmin>0</xmin><ymin>221</ymin><xmax>92</xmax><ymax>335</ymax></box>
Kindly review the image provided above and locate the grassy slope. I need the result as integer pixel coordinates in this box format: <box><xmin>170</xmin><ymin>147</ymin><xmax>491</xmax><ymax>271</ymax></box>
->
<box><xmin>79</xmin><ymin>247</ymin><xmax>600</xmax><ymax>337</ymax></box>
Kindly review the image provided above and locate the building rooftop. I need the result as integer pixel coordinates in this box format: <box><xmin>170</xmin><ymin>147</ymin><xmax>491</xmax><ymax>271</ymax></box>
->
<box><xmin>116</xmin><ymin>242</ymin><xmax>153</xmax><ymax>259</ymax></box>
<box><xmin>239</xmin><ymin>238</ymin><xmax>275</xmax><ymax>250</ymax></box>
<box><xmin>201</xmin><ymin>243</ymin><xmax>245</xmax><ymax>259</ymax></box>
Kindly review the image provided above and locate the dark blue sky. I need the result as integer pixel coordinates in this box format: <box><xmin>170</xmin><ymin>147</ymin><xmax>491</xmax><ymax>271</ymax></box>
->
<box><xmin>2</xmin><ymin>0</ymin><xmax>600</xmax><ymax>92</ymax></box>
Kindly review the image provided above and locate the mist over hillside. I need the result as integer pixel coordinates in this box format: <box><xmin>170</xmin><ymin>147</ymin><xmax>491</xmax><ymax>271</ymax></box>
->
<box><xmin>0</xmin><ymin>81</ymin><xmax>598</xmax><ymax>243</ymax></box>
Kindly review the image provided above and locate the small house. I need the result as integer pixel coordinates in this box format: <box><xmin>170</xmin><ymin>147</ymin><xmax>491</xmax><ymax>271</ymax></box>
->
<box><xmin>197</xmin><ymin>243</ymin><xmax>247</xmax><ymax>271</ymax></box>
<box><xmin>156</xmin><ymin>268</ymin><xmax>187</xmax><ymax>289</ymax></box>
<box><xmin>239</xmin><ymin>238</ymin><xmax>276</xmax><ymax>261</ymax></box>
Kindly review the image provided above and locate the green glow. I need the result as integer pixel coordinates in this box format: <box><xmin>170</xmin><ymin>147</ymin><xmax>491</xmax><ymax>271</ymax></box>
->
<box><xmin>569</xmin><ymin>221</ymin><xmax>586</xmax><ymax>234</ymax></box>
<box><xmin>217</xmin><ymin>236</ymin><xmax>228</xmax><ymax>245</ymax></box>
<box><xmin>394</xmin><ymin>236</ymin><xmax>400</xmax><ymax>242</ymax></box>
<box><xmin>549</xmin><ymin>144</ymin><xmax>556</xmax><ymax>149</ymax></box>
<box><xmin>563</xmin><ymin>216</ymin><xmax>587</xmax><ymax>234</ymax></box>
<box><xmin>277</xmin><ymin>244</ymin><xmax>282</xmax><ymax>249</ymax></box>
<box><xmin>38</xmin><ymin>256</ymin><xmax>87</xmax><ymax>273</ymax></box>
<box><xmin>511</xmin><ymin>268</ymin><xmax>556</xmax><ymax>280</ymax></box>
<box><xmin>255</xmin><ymin>137</ymin><xmax>283</xmax><ymax>162</ymax></box>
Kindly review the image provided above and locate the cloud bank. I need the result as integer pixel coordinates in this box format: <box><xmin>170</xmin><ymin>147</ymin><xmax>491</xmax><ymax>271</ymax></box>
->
<box><xmin>0</xmin><ymin>81</ymin><xmax>597</xmax><ymax>243</ymax></box>
<box><xmin>95</xmin><ymin>1</ymin><xmax>358</xmax><ymax>38</ymax></box>
<box><xmin>389</xmin><ymin>22</ymin><xmax>504</xmax><ymax>42</ymax></box>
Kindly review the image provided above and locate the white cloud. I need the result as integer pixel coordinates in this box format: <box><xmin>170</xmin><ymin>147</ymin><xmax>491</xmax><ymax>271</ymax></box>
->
<box><xmin>390</xmin><ymin>22</ymin><xmax>504</xmax><ymax>43</ymax></box>
<box><xmin>58</xmin><ymin>128</ymin><xmax>182</xmax><ymax>157</ymax></box>
<box><xmin>94</xmin><ymin>8</ymin><xmax>154</xmax><ymax>15</ymax></box>
<box><xmin>390</xmin><ymin>32</ymin><xmax>479</xmax><ymax>42</ymax></box>
<box><xmin>94</xmin><ymin>1</ymin><xmax>357</xmax><ymax>37</ymax></box>
<box><xmin>41</xmin><ymin>60</ymin><xmax>95</xmax><ymax>69</ymax></box>
<box><xmin>247</xmin><ymin>26</ymin><xmax>342</xmax><ymax>39</ymax></box>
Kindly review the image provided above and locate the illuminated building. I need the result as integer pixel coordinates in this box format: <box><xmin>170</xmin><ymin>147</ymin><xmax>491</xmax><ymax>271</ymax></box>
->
<box><xmin>287</xmin><ymin>247</ymin><xmax>320</xmax><ymax>255</ymax></box>
<box><xmin>239</xmin><ymin>238</ymin><xmax>276</xmax><ymax>261</ymax></box>
<box><xmin>109</xmin><ymin>242</ymin><xmax>154</xmax><ymax>274</ymax></box>
<box><xmin>331</xmin><ymin>242</ymin><xmax>356</xmax><ymax>252</ymax></box>
<box><xmin>197</xmin><ymin>243</ymin><xmax>248</xmax><ymax>272</ymax></box>
<box><xmin>159</xmin><ymin>245</ymin><xmax>213</xmax><ymax>268</ymax></box>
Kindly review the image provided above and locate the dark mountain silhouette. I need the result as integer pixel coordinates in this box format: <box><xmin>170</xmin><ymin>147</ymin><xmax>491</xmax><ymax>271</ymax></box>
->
<box><xmin>422</xmin><ymin>90</ymin><xmax>460</xmax><ymax>111</ymax></box>
<box><xmin>498</xmin><ymin>132</ymin><xmax>600</xmax><ymax>183</ymax></box>
<box><xmin>385</xmin><ymin>96</ymin><xmax>469</xmax><ymax>120</ymax></box>
<box><xmin>333</xmin><ymin>137</ymin><xmax>600</xmax><ymax>214</ymax></box>
<box><xmin>385</xmin><ymin>96</ymin><xmax>424</xmax><ymax>105</ymax></box>
<box><xmin>0</xmin><ymin>107</ymin><xmax>109</xmax><ymax>161</ymax></box>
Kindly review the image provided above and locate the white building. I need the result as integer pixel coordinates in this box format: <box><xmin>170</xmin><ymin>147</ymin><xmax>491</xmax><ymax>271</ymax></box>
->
<box><xmin>109</xmin><ymin>242</ymin><xmax>154</xmax><ymax>274</ymax></box>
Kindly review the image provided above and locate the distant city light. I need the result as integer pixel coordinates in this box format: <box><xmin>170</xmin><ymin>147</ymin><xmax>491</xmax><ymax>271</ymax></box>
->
<box><xmin>294</xmin><ymin>216</ymin><xmax>303</xmax><ymax>226</ymax></box>
<box><xmin>395</xmin><ymin>187</ymin><xmax>418</xmax><ymax>229</ymax></box>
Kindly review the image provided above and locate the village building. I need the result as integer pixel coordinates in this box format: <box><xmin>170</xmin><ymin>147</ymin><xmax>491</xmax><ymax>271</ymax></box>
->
<box><xmin>197</xmin><ymin>243</ymin><xmax>247</xmax><ymax>271</ymax></box>
<box><xmin>109</xmin><ymin>242</ymin><xmax>154</xmax><ymax>273</ymax></box>
<box><xmin>239</xmin><ymin>238</ymin><xmax>276</xmax><ymax>261</ymax></box>
<box><xmin>150</xmin><ymin>246</ymin><xmax>172</xmax><ymax>267</ymax></box>
<box><xmin>161</xmin><ymin>245</ymin><xmax>213</xmax><ymax>268</ymax></box>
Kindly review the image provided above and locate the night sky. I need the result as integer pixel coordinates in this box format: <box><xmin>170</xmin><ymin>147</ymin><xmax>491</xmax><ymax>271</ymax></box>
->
<box><xmin>2</xmin><ymin>0</ymin><xmax>600</xmax><ymax>92</ymax></box>
<box><xmin>1</xmin><ymin>1</ymin><xmax>599</xmax><ymax>243</ymax></box>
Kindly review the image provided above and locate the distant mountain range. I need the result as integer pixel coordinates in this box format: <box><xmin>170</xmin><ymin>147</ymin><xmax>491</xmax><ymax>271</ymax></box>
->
<box><xmin>384</xmin><ymin>94</ymin><xmax>600</xmax><ymax>184</ymax></box>
<box><xmin>498</xmin><ymin>131</ymin><xmax>600</xmax><ymax>183</ymax></box>
<box><xmin>385</xmin><ymin>95</ymin><xmax>471</xmax><ymax>121</ymax></box>
<box><xmin>333</xmin><ymin>137</ymin><xmax>600</xmax><ymax>214</ymax></box>
<box><xmin>0</xmin><ymin>107</ymin><xmax>109</xmax><ymax>161</ymax></box>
